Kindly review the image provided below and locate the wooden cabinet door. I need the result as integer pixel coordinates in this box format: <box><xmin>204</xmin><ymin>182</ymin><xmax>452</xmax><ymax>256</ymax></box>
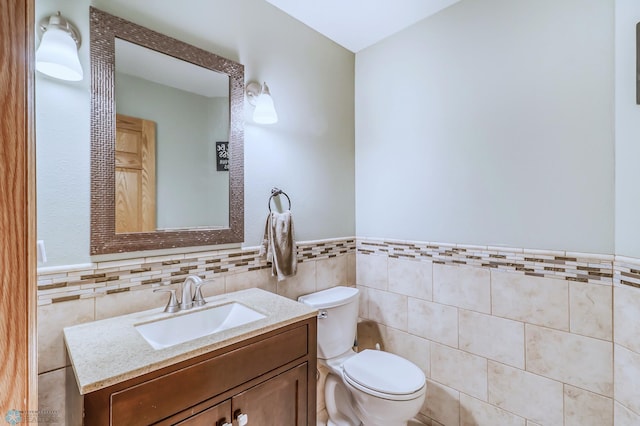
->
<box><xmin>115</xmin><ymin>113</ymin><xmax>156</xmax><ymax>233</ymax></box>
<box><xmin>231</xmin><ymin>363</ymin><xmax>308</xmax><ymax>426</ymax></box>
<box><xmin>174</xmin><ymin>400</ymin><xmax>231</xmax><ymax>426</ymax></box>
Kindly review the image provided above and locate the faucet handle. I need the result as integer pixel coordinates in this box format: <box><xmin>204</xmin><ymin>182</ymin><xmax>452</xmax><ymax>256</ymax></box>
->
<box><xmin>192</xmin><ymin>281</ymin><xmax>209</xmax><ymax>307</ymax></box>
<box><xmin>153</xmin><ymin>288</ymin><xmax>180</xmax><ymax>313</ymax></box>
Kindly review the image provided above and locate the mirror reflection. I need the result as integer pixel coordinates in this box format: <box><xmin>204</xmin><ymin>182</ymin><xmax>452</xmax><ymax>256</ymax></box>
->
<box><xmin>114</xmin><ymin>39</ymin><xmax>230</xmax><ymax>233</ymax></box>
<box><xmin>90</xmin><ymin>7</ymin><xmax>244</xmax><ymax>255</ymax></box>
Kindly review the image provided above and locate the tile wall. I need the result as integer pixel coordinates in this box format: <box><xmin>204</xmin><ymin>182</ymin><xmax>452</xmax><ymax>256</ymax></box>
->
<box><xmin>36</xmin><ymin>235</ymin><xmax>640</xmax><ymax>425</ymax></box>
<box><xmin>357</xmin><ymin>238</ymin><xmax>640</xmax><ymax>426</ymax></box>
<box><xmin>36</xmin><ymin>238</ymin><xmax>355</xmax><ymax>425</ymax></box>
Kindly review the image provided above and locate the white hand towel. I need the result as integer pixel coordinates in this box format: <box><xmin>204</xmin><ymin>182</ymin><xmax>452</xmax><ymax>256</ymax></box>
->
<box><xmin>259</xmin><ymin>210</ymin><xmax>297</xmax><ymax>281</ymax></box>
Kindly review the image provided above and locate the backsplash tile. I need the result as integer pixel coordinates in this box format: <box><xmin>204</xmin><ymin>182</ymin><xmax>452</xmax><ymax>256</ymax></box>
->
<box><xmin>37</xmin><ymin>238</ymin><xmax>355</xmax><ymax>304</ymax></box>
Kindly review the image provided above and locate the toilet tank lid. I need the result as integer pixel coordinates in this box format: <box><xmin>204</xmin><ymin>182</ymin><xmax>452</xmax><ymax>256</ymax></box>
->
<box><xmin>298</xmin><ymin>286</ymin><xmax>359</xmax><ymax>309</ymax></box>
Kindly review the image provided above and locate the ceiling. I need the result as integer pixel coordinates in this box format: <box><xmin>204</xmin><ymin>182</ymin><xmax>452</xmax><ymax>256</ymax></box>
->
<box><xmin>263</xmin><ymin>0</ymin><xmax>462</xmax><ymax>52</ymax></box>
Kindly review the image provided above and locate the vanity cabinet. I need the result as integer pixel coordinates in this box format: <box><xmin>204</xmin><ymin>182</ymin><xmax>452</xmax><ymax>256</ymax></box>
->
<box><xmin>82</xmin><ymin>318</ymin><xmax>316</xmax><ymax>426</ymax></box>
<box><xmin>176</xmin><ymin>364</ymin><xmax>306</xmax><ymax>426</ymax></box>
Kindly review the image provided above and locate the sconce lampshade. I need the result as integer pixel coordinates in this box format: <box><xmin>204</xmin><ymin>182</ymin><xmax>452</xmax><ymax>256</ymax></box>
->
<box><xmin>246</xmin><ymin>82</ymin><xmax>278</xmax><ymax>124</ymax></box>
<box><xmin>36</xmin><ymin>12</ymin><xmax>83</xmax><ymax>81</ymax></box>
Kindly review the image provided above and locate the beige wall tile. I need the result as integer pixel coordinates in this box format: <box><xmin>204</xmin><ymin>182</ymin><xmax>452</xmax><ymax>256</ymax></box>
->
<box><xmin>388</xmin><ymin>258</ymin><xmax>433</xmax><ymax>300</ymax></box>
<box><xmin>199</xmin><ymin>277</ymin><xmax>226</xmax><ymax>298</ymax></box>
<box><xmin>357</xmin><ymin>285</ymin><xmax>370</xmax><ymax>319</ymax></box>
<box><xmin>614</xmin><ymin>401</ymin><xmax>640</xmax><ymax>426</ymax></box>
<box><xmin>316</xmin><ymin>256</ymin><xmax>348</xmax><ymax>290</ymax></box>
<box><xmin>356</xmin><ymin>253</ymin><xmax>388</xmax><ymax>290</ymax></box>
<box><xmin>225</xmin><ymin>268</ymin><xmax>276</xmax><ymax>293</ymax></box>
<box><xmin>492</xmin><ymin>271</ymin><xmax>569</xmax><ymax>331</ymax></box>
<box><xmin>422</xmin><ymin>379</ymin><xmax>460</xmax><ymax>426</ymax></box>
<box><xmin>526</xmin><ymin>422</ymin><xmax>542</xmax><ymax>426</ymax></box>
<box><xmin>316</xmin><ymin>408</ymin><xmax>328</xmax><ymax>426</ymax></box>
<box><xmin>95</xmin><ymin>283</ymin><xmax>181</xmax><ymax>320</ymax></box>
<box><xmin>433</xmin><ymin>264</ymin><xmax>490</xmax><ymax>314</ymax></box>
<box><xmin>525</xmin><ymin>324</ymin><xmax>613</xmax><ymax>396</ymax></box>
<box><xmin>277</xmin><ymin>260</ymin><xmax>316</xmax><ymax>300</ymax></box>
<box><xmin>368</xmin><ymin>288</ymin><xmax>407</xmax><ymax>331</ymax></box>
<box><xmin>460</xmin><ymin>394</ymin><xmax>525</xmax><ymax>426</ymax></box>
<box><xmin>431</xmin><ymin>343</ymin><xmax>488</xmax><ymax>400</ymax></box>
<box><xmin>614</xmin><ymin>285</ymin><xmax>640</xmax><ymax>353</ymax></box>
<box><xmin>413</xmin><ymin>412</ymin><xmax>433</xmax><ymax>425</ymax></box>
<box><xmin>38</xmin><ymin>298</ymin><xmax>94</xmax><ymax>373</ymax></box>
<box><xmin>570</xmin><ymin>282</ymin><xmax>612</xmax><ymax>340</ymax></box>
<box><xmin>38</xmin><ymin>368</ymin><xmax>66</xmax><ymax>425</ymax></box>
<box><xmin>564</xmin><ymin>384</ymin><xmax>613</xmax><ymax>426</ymax></box>
<box><xmin>459</xmin><ymin>309</ymin><xmax>524</xmax><ymax>369</ymax></box>
<box><xmin>380</xmin><ymin>325</ymin><xmax>430</xmax><ymax>376</ymax></box>
<box><xmin>408</xmin><ymin>298</ymin><xmax>458</xmax><ymax>348</ymax></box>
<box><xmin>347</xmin><ymin>253</ymin><xmax>356</xmax><ymax>286</ymax></box>
<box><xmin>614</xmin><ymin>344</ymin><xmax>640</xmax><ymax>414</ymax></box>
<box><xmin>316</xmin><ymin>364</ymin><xmax>330</xmax><ymax>413</ymax></box>
<box><xmin>488</xmin><ymin>361</ymin><xmax>563</xmax><ymax>425</ymax></box>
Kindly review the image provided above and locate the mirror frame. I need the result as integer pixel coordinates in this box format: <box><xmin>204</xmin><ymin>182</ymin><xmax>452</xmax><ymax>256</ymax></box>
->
<box><xmin>89</xmin><ymin>7</ymin><xmax>244</xmax><ymax>255</ymax></box>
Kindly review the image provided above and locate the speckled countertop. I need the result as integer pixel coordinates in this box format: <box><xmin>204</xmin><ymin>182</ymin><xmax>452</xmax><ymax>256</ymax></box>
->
<box><xmin>64</xmin><ymin>288</ymin><xmax>317</xmax><ymax>395</ymax></box>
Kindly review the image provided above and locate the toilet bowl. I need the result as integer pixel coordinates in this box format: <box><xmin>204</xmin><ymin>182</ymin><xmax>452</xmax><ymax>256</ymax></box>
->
<box><xmin>299</xmin><ymin>286</ymin><xmax>426</xmax><ymax>426</ymax></box>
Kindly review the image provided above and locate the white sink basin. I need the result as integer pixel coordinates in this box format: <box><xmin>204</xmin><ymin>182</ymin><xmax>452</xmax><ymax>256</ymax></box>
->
<box><xmin>135</xmin><ymin>302</ymin><xmax>266</xmax><ymax>350</ymax></box>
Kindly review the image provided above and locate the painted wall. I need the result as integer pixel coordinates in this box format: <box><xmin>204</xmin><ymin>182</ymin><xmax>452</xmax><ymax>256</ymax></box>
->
<box><xmin>116</xmin><ymin>72</ymin><xmax>230</xmax><ymax>229</ymax></box>
<box><xmin>36</xmin><ymin>0</ymin><xmax>355</xmax><ymax>266</ymax></box>
<box><xmin>355</xmin><ymin>0</ymin><xmax>614</xmax><ymax>254</ymax></box>
<box><xmin>615</xmin><ymin>0</ymin><xmax>640</xmax><ymax>258</ymax></box>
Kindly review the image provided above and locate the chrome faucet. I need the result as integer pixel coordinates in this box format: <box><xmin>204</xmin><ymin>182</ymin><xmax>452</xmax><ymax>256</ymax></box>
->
<box><xmin>180</xmin><ymin>275</ymin><xmax>203</xmax><ymax>310</ymax></box>
<box><xmin>154</xmin><ymin>275</ymin><xmax>207</xmax><ymax>313</ymax></box>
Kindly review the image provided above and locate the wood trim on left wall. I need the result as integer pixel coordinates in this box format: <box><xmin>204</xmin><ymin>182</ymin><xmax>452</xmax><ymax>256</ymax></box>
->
<box><xmin>0</xmin><ymin>0</ymin><xmax>37</xmax><ymax>413</ymax></box>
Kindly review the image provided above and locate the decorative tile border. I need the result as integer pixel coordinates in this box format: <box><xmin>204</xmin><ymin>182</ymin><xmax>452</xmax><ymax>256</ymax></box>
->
<box><xmin>358</xmin><ymin>238</ymin><xmax>616</xmax><ymax>286</ymax></box>
<box><xmin>37</xmin><ymin>237</ymin><xmax>355</xmax><ymax>305</ymax></box>
<box><xmin>614</xmin><ymin>255</ymin><xmax>640</xmax><ymax>289</ymax></box>
<box><xmin>38</xmin><ymin>235</ymin><xmax>640</xmax><ymax>305</ymax></box>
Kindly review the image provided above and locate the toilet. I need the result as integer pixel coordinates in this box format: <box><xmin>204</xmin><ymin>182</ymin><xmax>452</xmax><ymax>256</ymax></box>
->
<box><xmin>299</xmin><ymin>286</ymin><xmax>426</xmax><ymax>426</ymax></box>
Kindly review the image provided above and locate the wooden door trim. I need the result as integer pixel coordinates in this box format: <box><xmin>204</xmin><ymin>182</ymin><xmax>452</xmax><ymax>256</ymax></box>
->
<box><xmin>0</xmin><ymin>0</ymin><xmax>37</xmax><ymax>413</ymax></box>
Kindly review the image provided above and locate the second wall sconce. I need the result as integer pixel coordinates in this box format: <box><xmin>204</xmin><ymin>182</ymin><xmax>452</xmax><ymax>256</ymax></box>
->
<box><xmin>36</xmin><ymin>12</ymin><xmax>83</xmax><ymax>81</ymax></box>
<box><xmin>246</xmin><ymin>81</ymin><xmax>278</xmax><ymax>124</ymax></box>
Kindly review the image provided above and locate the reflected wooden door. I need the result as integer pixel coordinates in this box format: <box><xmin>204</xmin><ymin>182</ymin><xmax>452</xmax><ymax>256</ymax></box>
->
<box><xmin>115</xmin><ymin>114</ymin><xmax>156</xmax><ymax>233</ymax></box>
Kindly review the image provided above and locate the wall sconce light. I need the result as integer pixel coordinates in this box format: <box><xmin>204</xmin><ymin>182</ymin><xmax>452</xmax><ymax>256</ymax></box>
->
<box><xmin>246</xmin><ymin>81</ymin><xmax>278</xmax><ymax>124</ymax></box>
<box><xmin>36</xmin><ymin>12</ymin><xmax>83</xmax><ymax>81</ymax></box>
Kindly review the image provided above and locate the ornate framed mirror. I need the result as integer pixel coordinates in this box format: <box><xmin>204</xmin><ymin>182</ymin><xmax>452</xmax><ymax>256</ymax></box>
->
<box><xmin>90</xmin><ymin>7</ymin><xmax>244</xmax><ymax>254</ymax></box>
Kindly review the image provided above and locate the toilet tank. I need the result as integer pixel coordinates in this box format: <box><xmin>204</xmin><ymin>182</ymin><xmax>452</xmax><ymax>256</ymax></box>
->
<box><xmin>298</xmin><ymin>286</ymin><xmax>359</xmax><ymax>359</ymax></box>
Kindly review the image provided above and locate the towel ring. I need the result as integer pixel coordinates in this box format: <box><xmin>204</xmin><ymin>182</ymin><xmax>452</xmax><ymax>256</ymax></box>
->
<box><xmin>268</xmin><ymin>187</ymin><xmax>291</xmax><ymax>212</ymax></box>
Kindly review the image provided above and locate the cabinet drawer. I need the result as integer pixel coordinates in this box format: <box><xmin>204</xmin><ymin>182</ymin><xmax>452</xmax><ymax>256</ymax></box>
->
<box><xmin>111</xmin><ymin>324</ymin><xmax>308</xmax><ymax>425</ymax></box>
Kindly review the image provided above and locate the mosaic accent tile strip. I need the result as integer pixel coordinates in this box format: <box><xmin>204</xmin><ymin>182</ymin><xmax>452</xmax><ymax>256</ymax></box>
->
<box><xmin>614</xmin><ymin>256</ymin><xmax>640</xmax><ymax>289</ymax></box>
<box><xmin>37</xmin><ymin>238</ymin><xmax>356</xmax><ymax>305</ymax></box>
<box><xmin>358</xmin><ymin>238</ymin><xmax>615</xmax><ymax>286</ymax></box>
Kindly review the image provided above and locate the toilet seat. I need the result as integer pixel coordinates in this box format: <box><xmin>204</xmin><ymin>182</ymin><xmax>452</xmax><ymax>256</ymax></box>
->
<box><xmin>342</xmin><ymin>349</ymin><xmax>426</xmax><ymax>401</ymax></box>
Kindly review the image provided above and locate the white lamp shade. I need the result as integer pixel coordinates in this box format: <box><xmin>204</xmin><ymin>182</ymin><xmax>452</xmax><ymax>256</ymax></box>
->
<box><xmin>253</xmin><ymin>92</ymin><xmax>278</xmax><ymax>124</ymax></box>
<box><xmin>36</xmin><ymin>26</ymin><xmax>83</xmax><ymax>81</ymax></box>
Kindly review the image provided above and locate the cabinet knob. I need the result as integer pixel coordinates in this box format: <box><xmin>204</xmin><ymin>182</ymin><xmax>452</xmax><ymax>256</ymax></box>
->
<box><xmin>236</xmin><ymin>413</ymin><xmax>248</xmax><ymax>426</ymax></box>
